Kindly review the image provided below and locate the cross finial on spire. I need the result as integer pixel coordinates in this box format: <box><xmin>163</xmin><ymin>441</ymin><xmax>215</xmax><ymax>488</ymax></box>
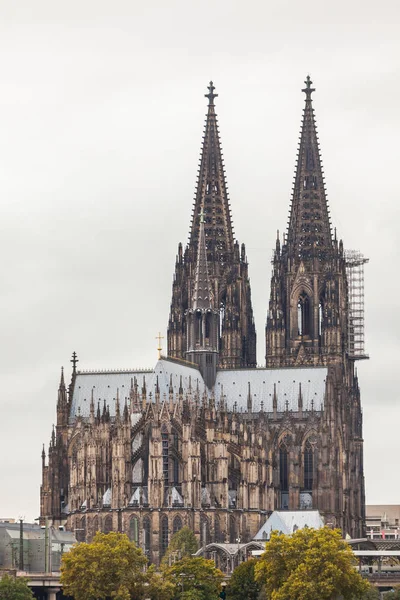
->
<box><xmin>205</xmin><ymin>81</ymin><xmax>218</xmax><ymax>106</ymax></box>
<box><xmin>302</xmin><ymin>75</ymin><xmax>315</xmax><ymax>100</ymax></box>
<box><xmin>71</xmin><ymin>351</ymin><xmax>78</xmax><ymax>375</ymax></box>
<box><xmin>155</xmin><ymin>332</ymin><xmax>164</xmax><ymax>359</ymax></box>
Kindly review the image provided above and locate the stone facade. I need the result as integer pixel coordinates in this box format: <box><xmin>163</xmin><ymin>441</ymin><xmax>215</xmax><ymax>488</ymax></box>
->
<box><xmin>40</xmin><ymin>78</ymin><xmax>366</xmax><ymax>564</ymax></box>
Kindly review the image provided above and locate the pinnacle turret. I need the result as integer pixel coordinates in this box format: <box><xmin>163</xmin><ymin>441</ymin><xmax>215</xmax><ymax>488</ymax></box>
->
<box><xmin>287</xmin><ymin>76</ymin><xmax>333</xmax><ymax>262</ymax></box>
<box><xmin>192</xmin><ymin>214</ymin><xmax>213</xmax><ymax>310</ymax></box>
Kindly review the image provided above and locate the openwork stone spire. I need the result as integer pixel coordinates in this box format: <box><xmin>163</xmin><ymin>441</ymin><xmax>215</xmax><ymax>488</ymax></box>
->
<box><xmin>189</xmin><ymin>81</ymin><xmax>234</xmax><ymax>265</ymax></box>
<box><xmin>168</xmin><ymin>82</ymin><xmax>256</xmax><ymax>370</ymax></box>
<box><xmin>287</xmin><ymin>76</ymin><xmax>333</xmax><ymax>262</ymax></box>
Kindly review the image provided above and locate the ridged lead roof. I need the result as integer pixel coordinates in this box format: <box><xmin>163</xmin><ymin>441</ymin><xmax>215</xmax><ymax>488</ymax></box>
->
<box><xmin>69</xmin><ymin>358</ymin><xmax>327</xmax><ymax>421</ymax></box>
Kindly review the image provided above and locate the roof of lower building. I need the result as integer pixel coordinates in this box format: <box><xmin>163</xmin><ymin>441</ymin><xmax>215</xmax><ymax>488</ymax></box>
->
<box><xmin>254</xmin><ymin>510</ymin><xmax>325</xmax><ymax>540</ymax></box>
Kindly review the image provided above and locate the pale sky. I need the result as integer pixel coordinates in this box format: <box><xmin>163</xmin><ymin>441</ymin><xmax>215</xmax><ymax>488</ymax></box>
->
<box><xmin>0</xmin><ymin>0</ymin><xmax>399</xmax><ymax>521</ymax></box>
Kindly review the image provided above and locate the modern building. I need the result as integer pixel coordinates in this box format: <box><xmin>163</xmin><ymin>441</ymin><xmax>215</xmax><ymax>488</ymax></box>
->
<box><xmin>41</xmin><ymin>78</ymin><xmax>367</xmax><ymax>565</ymax></box>
<box><xmin>366</xmin><ymin>505</ymin><xmax>400</xmax><ymax>540</ymax></box>
<box><xmin>0</xmin><ymin>522</ymin><xmax>75</xmax><ymax>573</ymax></box>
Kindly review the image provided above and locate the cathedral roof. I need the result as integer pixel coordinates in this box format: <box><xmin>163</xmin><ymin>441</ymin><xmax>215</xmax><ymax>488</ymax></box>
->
<box><xmin>69</xmin><ymin>358</ymin><xmax>327</xmax><ymax>421</ymax></box>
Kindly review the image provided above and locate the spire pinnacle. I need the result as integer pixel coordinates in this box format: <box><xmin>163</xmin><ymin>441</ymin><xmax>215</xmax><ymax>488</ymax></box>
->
<box><xmin>59</xmin><ymin>366</ymin><xmax>65</xmax><ymax>388</ymax></box>
<box><xmin>192</xmin><ymin>215</ymin><xmax>213</xmax><ymax>310</ymax></box>
<box><xmin>205</xmin><ymin>81</ymin><xmax>218</xmax><ymax>106</ymax></box>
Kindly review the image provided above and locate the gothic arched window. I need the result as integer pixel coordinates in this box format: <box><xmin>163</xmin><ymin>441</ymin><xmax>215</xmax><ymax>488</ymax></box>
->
<box><xmin>205</xmin><ymin>312</ymin><xmax>212</xmax><ymax>340</ymax></box>
<box><xmin>173</xmin><ymin>516</ymin><xmax>182</xmax><ymax>535</ymax></box>
<box><xmin>229</xmin><ymin>515</ymin><xmax>236</xmax><ymax>544</ymax></box>
<box><xmin>279</xmin><ymin>444</ymin><xmax>289</xmax><ymax>510</ymax></box>
<box><xmin>129</xmin><ymin>515</ymin><xmax>139</xmax><ymax>544</ymax></box>
<box><xmin>279</xmin><ymin>446</ymin><xmax>288</xmax><ymax>492</ymax></box>
<box><xmin>297</xmin><ymin>292</ymin><xmax>311</xmax><ymax>336</ymax></box>
<box><xmin>76</xmin><ymin>516</ymin><xmax>86</xmax><ymax>543</ymax></box>
<box><xmin>304</xmin><ymin>441</ymin><xmax>313</xmax><ymax>491</ymax></box>
<box><xmin>319</xmin><ymin>301</ymin><xmax>323</xmax><ymax>337</ymax></box>
<box><xmin>160</xmin><ymin>516</ymin><xmax>169</xmax><ymax>558</ymax></box>
<box><xmin>196</xmin><ymin>310</ymin><xmax>202</xmax><ymax>345</ymax></box>
<box><xmin>161</xmin><ymin>425</ymin><xmax>169</xmax><ymax>487</ymax></box>
<box><xmin>143</xmin><ymin>516</ymin><xmax>151</xmax><ymax>560</ymax></box>
<box><xmin>104</xmin><ymin>515</ymin><xmax>112</xmax><ymax>534</ymax></box>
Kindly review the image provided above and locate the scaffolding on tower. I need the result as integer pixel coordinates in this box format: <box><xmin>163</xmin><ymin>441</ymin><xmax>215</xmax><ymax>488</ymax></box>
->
<box><xmin>345</xmin><ymin>250</ymin><xmax>369</xmax><ymax>360</ymax></box>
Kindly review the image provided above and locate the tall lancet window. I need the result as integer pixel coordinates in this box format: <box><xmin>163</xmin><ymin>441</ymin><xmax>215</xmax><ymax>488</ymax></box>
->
<box><xmin>160</xmin><ymin>516</ymin><xmax>169</xmax><ymax>558</ymax></box>
<box><xmin>304</xmin><ymin>440</ymin><xmax>313</xmax><ymax>491</ymax></box>
<box><xmin>297</xmin><ymin>292</ymin><xmax>311</xmax><ymax>336</ymax></box>
<box><xmin>143</xmin><ymin>516</ymin><xmax>151</xmax><ymax>560</ymax></box>
<box><xmin>161</xmin><ymin>425</ymin><xmax>169</xmax><ymax>487</ymax></box>
<box><xmin>318</xmin><ymin>302</ymin><xmax>323</xmax><ymax>337</ymax></box>
<box><xmin>205</xmin><ymin>311</ymin><xmax>211</xmax><ymax>340</ymax></box>
<box><xmin>196</xmin><ymin>311</ymin><xmax>202</xmax><ymax>345</ymax></box>
<box><xmin>279</xmin><ymin>446</ymin><xmax>288</xmax><ymax>492</ymax></box>
<box><xmin>279</xmin><ymin>444</ymin><xmax>289</xmax><ymax>510</ymax></box>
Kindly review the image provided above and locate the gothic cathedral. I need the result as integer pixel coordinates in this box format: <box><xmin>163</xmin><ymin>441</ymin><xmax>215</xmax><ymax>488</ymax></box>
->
<box><xmin>40</xmin><ymin>78</ymin><xmax>366</xmax><ymax>564</ymax></box>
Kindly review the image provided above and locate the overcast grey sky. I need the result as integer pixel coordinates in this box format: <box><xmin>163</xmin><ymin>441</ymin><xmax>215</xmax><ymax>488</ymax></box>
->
<box><xmin>0</xmin><ymin>0</ymin><xmax>399</xmax><ymax>521</ymax></box>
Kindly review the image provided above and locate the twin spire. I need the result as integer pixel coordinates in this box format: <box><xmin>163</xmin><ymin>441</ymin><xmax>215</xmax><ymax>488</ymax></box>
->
<box><xmin>287</xmin><ymin>75</ymin><xmax>332</xmax><ymax>261</ymax></box>
<box><xmin>194</xmin><ymin>76</ymin><xmax>331</xmax><ymax>266</ymax></box>
<box><xmin>189</xmin><ymin>81</ymin><xmax>234</xmax><ymax>266</ymax></box>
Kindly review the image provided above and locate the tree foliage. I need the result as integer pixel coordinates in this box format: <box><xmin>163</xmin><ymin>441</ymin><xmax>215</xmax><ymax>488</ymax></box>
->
<box><xmin>226</xmin><ymin>559</ymin><xmax>262</xmax><ymax>600</ymax></box>
<box><xmin>0</xmin><ymin>574</ymin><xmax>34</xmax><ymax>600</ymax></box>
<box><xmin>61</xmin><ymin>532</ymin><xmax>148</xmax><ymax>600</ymax></box>
<box><xmin>384</xmin><ymin>587</ymin><xmax>400</xmax><ymax>600</ymax></box>
<box><xmin>255</xmin><ymin>527</ymin><xmax>369</xmax><ymax>600</ymax></box>
<box><xmin>361</xmin><ymin>585</ymin><xmax>380</xmax><ymax>600</ymax></box>
<box><xmin>161</xmin><ymin>527</ymin><xmax>199</xmax><ymax>567</ymax></box>
<box><xmin>145</xmin><ymin>566</ymin><xmax>175</xmax><ymax>600</ymax></box>
<box><xmin>163</xmin><ymin>556</ymin><xmax>224</xmax><ymax>600</ymax></box>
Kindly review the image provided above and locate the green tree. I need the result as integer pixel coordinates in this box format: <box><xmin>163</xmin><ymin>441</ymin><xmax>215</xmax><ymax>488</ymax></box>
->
<box><xmin>255</xmin><ymin>527</ymin><xmax>369</xmax><ymax>600</ymax></box>
<box><xmin>226</xmin><ymin>559</ymin><xmax>261</xmax><ymax>600</ymax></box>
<box><xmin>61</xmin><ymin>531</ymin><xmax>148</xmax><ymax>600</ymax></box>
<box><xmin>163</xmin><ymin>556</ymin><xmax>224</xmax><ymax>600</ymax></box>
<box><xmin>146</xmin><ymin>565</ymin><xmax>175</xmax><ymax>600</ymax></box>
<box><xmin>362</xmin><ymin>585</ymin><xmax>380</xmax><ymax>600</ymax></box>
<box><xmin>0</xmin><ymin>574</ymin><xmax>34</xmax><ymax>600</ymax></box>
<box><xmin>162</xmin><ymin>527</ymin><xmax>199</xmax><ymax>567</ymax></box>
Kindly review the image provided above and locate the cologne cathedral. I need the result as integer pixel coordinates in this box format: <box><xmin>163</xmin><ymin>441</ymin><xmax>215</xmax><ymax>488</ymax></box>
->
<box><xmin>40</xmin><ymin>78</ymin><xmax>366</xmax><ymax>565</ymax></box>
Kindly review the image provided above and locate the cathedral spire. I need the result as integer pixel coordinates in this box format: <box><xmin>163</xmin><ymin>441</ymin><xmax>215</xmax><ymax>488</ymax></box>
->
<box><xmin>57</xmin><ymin>366</ymin><xmax>68</xmax><ymax>425</ymax></box>
<box><xmin>189</xmin><ymin>81</ymin><xmax>234</xmax><ymax>263</ymax></box>
<box><xmin>287</xmin><ymin>76</ymin><xmax>332</xmax><ymax>261</ymax></box>
<box><xmin>168</xmin><ymin>83</ymin><xmax>257</xmax><ymax>369</ymax></box>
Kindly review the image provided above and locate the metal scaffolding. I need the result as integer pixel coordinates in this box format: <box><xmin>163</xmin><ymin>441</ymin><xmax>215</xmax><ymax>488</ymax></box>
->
<box><xmin>345</xmin><ymin>250</ymin><xmax>369</xmax><ymax>360</ymax></box>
